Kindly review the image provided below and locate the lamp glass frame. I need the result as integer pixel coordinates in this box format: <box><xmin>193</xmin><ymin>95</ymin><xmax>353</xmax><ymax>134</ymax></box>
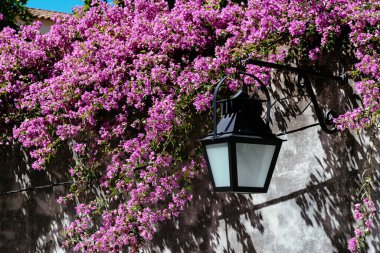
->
<box><xmin>201</xmin><ymin>134</ymin><xmax>282</xmax><ymax>193</ymax></box>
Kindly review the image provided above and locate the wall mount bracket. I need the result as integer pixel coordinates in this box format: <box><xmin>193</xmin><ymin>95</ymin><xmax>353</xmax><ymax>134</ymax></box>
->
<box><xmin>240</xmin><ymin>59</ymin><xmax>344</xmax><ymax>134</ymax></box>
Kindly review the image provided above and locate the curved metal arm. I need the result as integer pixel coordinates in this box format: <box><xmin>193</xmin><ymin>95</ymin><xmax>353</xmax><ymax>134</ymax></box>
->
<box><xmin>238</xmin><ymin>71</ymin><xmax>271</xmax><ymax>126</ymax></box>
<box><xmin>212</xmin><ymin>73</ymin><xmax>272</xmax><ymax>138</ymax></box>
<box><xmin>213</xmin><ymin>76</ymin><xmax>229</xmax><ymax>138</ymax></box>
<box><xmin>239</xmin><ymin>59</ymin><xmax>342</xmax><ymax>134</ymax></box>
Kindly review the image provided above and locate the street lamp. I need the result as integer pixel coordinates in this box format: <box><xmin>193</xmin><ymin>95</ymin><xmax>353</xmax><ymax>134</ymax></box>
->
<box><xmin>200</xmin><ymin>74</ymin><xmax>283</xmax><ymax>193</ymax></box>
<box><xmin>200</xmin><ymin>60</ymin><xmax>344</xmax><ymax>193</ymax></box>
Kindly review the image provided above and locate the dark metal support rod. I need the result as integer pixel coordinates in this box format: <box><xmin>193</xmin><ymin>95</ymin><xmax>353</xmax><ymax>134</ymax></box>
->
<box><xmin>276</xmin><ymin>123</ymin><xmax>321</xmax><ymax>136</ymax></box>
<box><xmin>244</xmin><ymin>59</ymin><xmax>340</xmax><ymax>134</ymax></box>
<box><xmin>245</xmin><ymin>59</ymin><xmax>344</xmax><ymax>82</ymax></box>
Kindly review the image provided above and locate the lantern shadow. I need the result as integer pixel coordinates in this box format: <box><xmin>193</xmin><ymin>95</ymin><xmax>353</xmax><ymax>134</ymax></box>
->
<box><xmin>269</xmin><ymin>61</ymin><xmax>380</xmax><ymax>253</ymax></box>
<box><xmin>293</xmin><ymin>128</ymin><xmax>380</xmax><ymax>253</ymax></box>
<box><xmin>294</xmin><ymin>58</ymin><xmax>380</xmax><ymax>252</ymax></box>
<box><xmin>269</xmin><ymin>70</ymin><xmax>316</xmax><ymax>135</ymax></box>
<box><xmin>144</xmin><ymin>173</ymin><xmax>263</xmax><ymax>253</ymax></box>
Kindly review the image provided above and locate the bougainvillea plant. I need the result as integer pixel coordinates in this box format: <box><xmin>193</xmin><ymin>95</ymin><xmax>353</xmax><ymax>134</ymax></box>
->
<box><xmin>0</xmin><ymin>0</ymin><xmax>378</xmax><ymax>252</ymax></box>
<box><xmin>348</xmin><ymin>188</ymin><xmax>377</xmax><ymax>252</ymax></box>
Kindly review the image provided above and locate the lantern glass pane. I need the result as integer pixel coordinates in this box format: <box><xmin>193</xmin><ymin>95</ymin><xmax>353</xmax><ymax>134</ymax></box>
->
<box><xmin>206</xmin><ymin>143</ymin><xmax>230</xmax><ymax>187</ymax></box>
<box><xmin>236</xmin><ymin>143</ymin><xmax>276</xmax><ymax>188</ymax></box>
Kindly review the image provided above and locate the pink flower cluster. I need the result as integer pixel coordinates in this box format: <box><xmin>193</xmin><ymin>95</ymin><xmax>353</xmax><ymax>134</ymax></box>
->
<box><xmin>333</xmin><ymin>1</ymin><xmax>380</xmax><ymax>129</ymax></box>
<box><xmin>348</xmin><ymin>198</ymin><xmax>377</xmax><ymax>252</ymax></box>
<box><xmin>0</xmin><ymin>0</ymin><xmax>379</xmax><ymax>251</ymax></box>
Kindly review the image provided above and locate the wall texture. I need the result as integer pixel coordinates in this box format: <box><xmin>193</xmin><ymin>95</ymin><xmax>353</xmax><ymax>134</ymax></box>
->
<box><xmin>35</xmin><ymin>18</ymin><xmax>55</xmax><ymax>34</ymax></box>
<box><xmin>0</xmin><ymin>146</ymin><xmax>73</xmax><ymax>253</ymax></box>
<box><xmin>0</xmin><ymin>72</ymin><xmax>379</xmax><ymax>253</ymax></box>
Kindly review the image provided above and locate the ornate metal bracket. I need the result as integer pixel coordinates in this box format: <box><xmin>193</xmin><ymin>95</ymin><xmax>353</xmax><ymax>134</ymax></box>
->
<box><xmin>242</xmin><ymin>59</ymin><xmax>344</xmax><ymax>134</ymax></box>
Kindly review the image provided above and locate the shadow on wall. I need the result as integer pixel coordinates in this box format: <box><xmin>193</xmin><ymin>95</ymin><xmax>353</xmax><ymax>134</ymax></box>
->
<box><xmin>0</xmin><ymin>144</ymin><xmax>74</xmax><ymax>253</ymax></box>
<box><xmin>145</xmin><ymin>61</ymin><xmax>379</xmax><ymax>252</ymax></box>
<box><xmin>145</xmin><ymin>175</ymin><xmax>263</xmax><ymax>253</ymax></box>
<box><xmin>295</xmin><ymin>128</ymin><xmax>380</xmax><ymax>253</ymax></box>
<box><xmin>146</xmin><ymin>134</ymin><xmax>378</xmax><ymax>253</ymax></box>
<box><xmin>292</xmin><ymin>63</ymin><xmax>380</xmax><ymax>253</ymax></box>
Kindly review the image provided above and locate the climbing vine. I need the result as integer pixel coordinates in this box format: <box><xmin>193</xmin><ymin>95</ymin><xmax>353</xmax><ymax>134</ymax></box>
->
<box><xmin>0</xmin><ymin>0</ymin><xmax>378</xmax><ymax>252</ymax></box>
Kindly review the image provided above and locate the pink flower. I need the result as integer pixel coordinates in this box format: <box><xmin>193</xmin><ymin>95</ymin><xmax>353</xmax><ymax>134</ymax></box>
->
<box><xmin>73</xmin><ymin>143</ymin><xmax>86</xmax><ymax>154</ymax></box>
<box><xmin>348</xmin><ymin>237</ymin><xmax>357</xmax><ymax>252</ymax></box>
<box><xmin>364</xmin><ymin>200</ymin><xmax>377</xmax><ymax>213</ymax></box>
<box><xmin>309</xmin><ymin>48</ymin><xmax>320</xmax><ymax>61</ymax></box>
<box><xmin>57</xmin><ymin>197</ymin><xmax>63</xmax><ymax>205</ymax></box>
<box><xmin>354</xmin><ymin>228</ymin><xmax>362</xmax><ymax>237</ymax></box>
<box><xmin>193</xmin><ymin>93</ymin><xmax>212</xmax><ymax>111</ymax></box>
<box><xmin>354</xmin><ymin>210</ymin><xmax>363</xmax><ymax>220</ymax></box>
<box><xmin>365</xmin><ymin>220</ymin><xmax>373</xmax><ymax>230</ymax></box>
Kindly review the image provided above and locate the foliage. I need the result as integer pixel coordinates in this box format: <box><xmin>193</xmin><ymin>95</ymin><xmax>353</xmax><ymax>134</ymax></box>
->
<box><xmin>348</xmin><ymin>188</ymin><xmax>376</xmax><ymax>252</ymax></box>
<box><xmin>0</xmin><ymin>0</ymin><xmax>31</xmax><ymax>30</ymax></box>
<box><xmin>0</xmin><ymin>0</ymin><xmax>379</xmax><ymax>252</ymax></box>
<box><xmin>348</xmin><ymin>146</ymin><xmax>377</xmax><ymax>253</ymax></box>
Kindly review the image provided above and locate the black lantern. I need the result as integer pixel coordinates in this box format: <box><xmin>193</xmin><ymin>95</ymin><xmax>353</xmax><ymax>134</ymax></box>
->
<box><xmin>200</xmin><ymin>75</ymin><xmax>283</xmax><ymax>193</ymax></box>
<box><xmin>200</xmin><ymin>59</ymin><xmax>344</xmax><ymax>193</ymax></box>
